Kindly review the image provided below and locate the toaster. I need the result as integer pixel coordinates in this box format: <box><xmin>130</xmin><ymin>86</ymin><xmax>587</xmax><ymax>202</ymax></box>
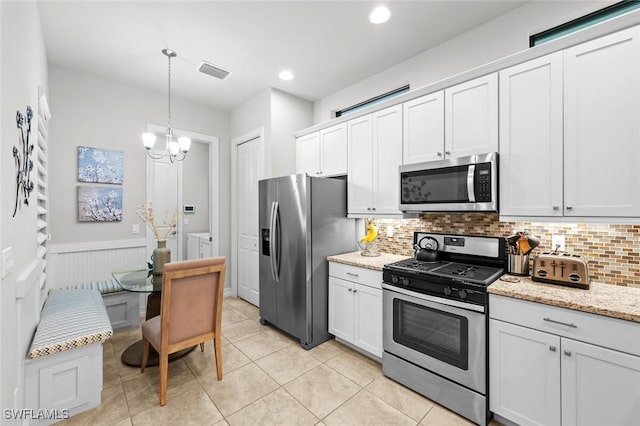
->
<box><xmin>532</xmin><ymin>252</ymin><xmax>590</xmax><ymax>289</ymax></box>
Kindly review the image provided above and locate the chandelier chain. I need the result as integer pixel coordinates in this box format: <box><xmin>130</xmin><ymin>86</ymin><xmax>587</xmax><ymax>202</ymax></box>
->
<box><xmin>167</xmin><ymin>52</ymin><xmax>172</xmax><ymax>130</ymax></box>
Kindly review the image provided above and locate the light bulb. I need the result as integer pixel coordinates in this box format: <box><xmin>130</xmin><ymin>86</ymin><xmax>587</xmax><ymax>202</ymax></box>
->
<box><xmin>168</xmin><ymin>140</ymin><xmax>180</xmax><ymax>156</ymax></box>
<box><xmin>178</xmin><ymin>136</ymin><xmax>191</xmax><ymax>153</ymax></box>
<box><xmin>369</xmin><ymin>6</ymin><xmax>391</xmax><ymax>24</ymax></box>
<box><xmin>142</xmin><ymin>132</ymin><xmax>157</xmax><ymax>150</ymax></box>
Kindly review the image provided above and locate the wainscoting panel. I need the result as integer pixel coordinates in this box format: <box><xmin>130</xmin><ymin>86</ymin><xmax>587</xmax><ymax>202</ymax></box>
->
<box><xmin>48</xmin><ymin>239</ymin><xmax>147</xmax><ymax>288</ymax></box>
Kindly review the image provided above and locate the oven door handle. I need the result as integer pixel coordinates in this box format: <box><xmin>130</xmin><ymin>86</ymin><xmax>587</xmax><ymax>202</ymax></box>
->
<box><xmin>382</xmin><ymin>283</ymin><xmax>485</xmax><ymax>314</ymax></box>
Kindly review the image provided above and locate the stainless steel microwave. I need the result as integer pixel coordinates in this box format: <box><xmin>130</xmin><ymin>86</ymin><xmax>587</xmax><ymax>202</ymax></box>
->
<box><xmin>399</xmin><ymin>152</ymin><xmax>498</xmax><ymax>213</ymax></box>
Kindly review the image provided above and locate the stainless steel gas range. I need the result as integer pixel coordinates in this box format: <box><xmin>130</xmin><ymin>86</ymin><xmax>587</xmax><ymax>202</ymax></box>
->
<box><xmin>382</xmin><ymin>232</ymin><xmax>506</xmax><ymax>426</ymax></box>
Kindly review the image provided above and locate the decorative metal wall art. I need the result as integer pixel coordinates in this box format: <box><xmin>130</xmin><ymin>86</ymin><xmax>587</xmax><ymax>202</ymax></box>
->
<box><xmin>13</xmin><ymin>106</ymin><xmax>34</xmax><ymax>217</ymax></box>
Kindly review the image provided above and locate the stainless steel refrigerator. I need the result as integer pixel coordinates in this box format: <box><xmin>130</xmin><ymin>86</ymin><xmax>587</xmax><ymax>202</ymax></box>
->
<box><xmin>259</xmin><ymin>174</ymin><xmax>356</xmax><ymax>349</ymax></box>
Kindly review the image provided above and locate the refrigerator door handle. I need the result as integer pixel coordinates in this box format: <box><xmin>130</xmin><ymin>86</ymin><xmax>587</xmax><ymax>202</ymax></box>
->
<box><xmin>270</xmin><ymin>201</ymin><xmax>280</xmax><ymax>282</ymax></box>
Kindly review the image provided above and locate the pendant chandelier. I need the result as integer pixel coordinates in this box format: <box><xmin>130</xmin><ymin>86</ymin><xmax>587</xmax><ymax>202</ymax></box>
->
<box><xmin>142</xmin><ymin>49</ymin><xmax>191</xmax><ymax>162</ymax></box>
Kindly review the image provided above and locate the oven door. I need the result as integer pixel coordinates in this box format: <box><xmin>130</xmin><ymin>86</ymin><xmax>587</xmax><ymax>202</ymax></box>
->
<box><xmin>382</xmin><ymin>284</ymin><xmax>486</xmax><ymax>394</ymax></box>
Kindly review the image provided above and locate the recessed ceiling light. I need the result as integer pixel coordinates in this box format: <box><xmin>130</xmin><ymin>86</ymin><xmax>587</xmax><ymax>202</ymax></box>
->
<box><xmin>279</xmin><ymin>70</ymin><xmax>294</xmax><ymax>81</ymax></box>
<box><xmin>369</xmin><ymin>6</ymin><xmax>391</xmax><ymax>24</ymax></box>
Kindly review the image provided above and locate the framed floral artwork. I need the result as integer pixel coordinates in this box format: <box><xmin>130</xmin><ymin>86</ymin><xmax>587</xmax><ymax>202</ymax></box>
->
<box><xmin>78</xmin><ymin>146</ymin><xmax>123</xmax><ymax>184</ymax></box>
<box><xmin>78</xmin><ymin>186</ymin><xmax>123</xmax><ymax>222</ymax></box>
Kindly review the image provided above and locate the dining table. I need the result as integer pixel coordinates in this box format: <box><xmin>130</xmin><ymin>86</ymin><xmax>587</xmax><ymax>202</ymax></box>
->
<box><xmin>112</xmin><ymin>266</ymin><xmax>196</xmax><ymax>367</ymax></box>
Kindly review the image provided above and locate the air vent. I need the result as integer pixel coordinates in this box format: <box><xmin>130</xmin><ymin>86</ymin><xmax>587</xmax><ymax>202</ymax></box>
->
<box><xmin>198</xmin><ymin>61</ymin><xmax>231</xmax><ymax>80</ymax></box>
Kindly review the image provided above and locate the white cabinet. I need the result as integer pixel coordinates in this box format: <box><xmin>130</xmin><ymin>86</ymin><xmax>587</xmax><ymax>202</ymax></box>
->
<box><xmin>499</xmin><ymin>52</ymin><xmax>564</xmax><ymax>216</ymax></box>
<box><xmin>490</xmin><ymin>294</ymin><xmax>640</xmax><ymax>426</ymax></box>
<box><xmin>347</xmin><ymin>104</ymin><xmax>403</xmax><ymax>217</ymax></box>
<box><xmin>328</xmin><ymin>262</ymin><xmax>382</xmax><ymax>358</ymax></box>
<box><xmin>444</xmin><ymin>73</ymin><xmax>498</xmax><ymax>159</ymax></box>
<box><xmin>500</xmin><ymin>27</ymin><xmax>640</xmax><ymax>218</ymax></box>
<box><xmin>187</xmin><ymin>232</ymin><xmax>211</xmax><ymax>260</ymax></box>
<box><xmin>563</xmin><ymin>26</ymin><xmax>640</xmax><ymax>217</ymax></box>
<box><xmin>402</xmin><ymin>91</ymin><xmax>444</xmax><ymax>164</ymax></box>
<box><xmin>296</xmin><ymin>122</ymin><xmax>347</xmax><ymax>177</ymax></box>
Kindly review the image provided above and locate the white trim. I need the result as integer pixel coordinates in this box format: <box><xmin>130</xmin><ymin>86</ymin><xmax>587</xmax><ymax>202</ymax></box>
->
<box><xmin>230</xmin><ymin>127</ymin><xmax>265</xmax><ymax>298</ymax></box>
<box><xmin>499</xmin><ymin>216</ymin><xmax>640</xmax><ymax>225</ymax></box>
<box><xmin>295</xmin><ymin>8</ymin><xmax>640</xmax><ymax>138</ymax></box>
<box><xmin>15</xmin><ymin>259</ymin><xmax>42</xmax><ymax>300</ymax></box>
<box><xmin>49</xmin><ymin>239</ymin><xmax>146</xmax><ymax>254</ymax></box>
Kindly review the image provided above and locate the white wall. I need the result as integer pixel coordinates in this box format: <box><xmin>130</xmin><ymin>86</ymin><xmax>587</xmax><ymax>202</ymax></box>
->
<box><xmin>270</xmin><ymin>88</ymin><xmax>313</xmax><ymax>177</ymax></box>
<box><xmin>0</xmin><ymin>1</ymin><xmax>49</xmax><ymax>412</ymax></box>
<box><xmin>230</xmin><ymin>88</ymin><xmax>272</xmax><ymax>174</ymax></box>
<box><xmin>313</xmin><ymin>1</ymin><xmax>610</xmax><ymax>123</ymax></box>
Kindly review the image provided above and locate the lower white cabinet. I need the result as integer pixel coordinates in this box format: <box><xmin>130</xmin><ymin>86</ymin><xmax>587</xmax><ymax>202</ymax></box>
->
<box><xmin>490</xmin><ymin>294</ymin><xmax>640</xmax><ymax>426</ymax></box>
<box><xmin>187</xmin><ymin>232</ymin><xmax>211</xmax><ymax>260</ymax></box>
<box><xmin>328</xmin><ymin>262</ymin><xmax>382</xmax><ymax>358</ymax></box>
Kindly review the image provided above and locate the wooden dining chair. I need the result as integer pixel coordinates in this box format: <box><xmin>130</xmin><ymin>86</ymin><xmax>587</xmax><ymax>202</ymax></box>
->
<box><xmin>140</xmin><ymin>256</ymin><xmax>226</xmax><ymax>406</ymax></box>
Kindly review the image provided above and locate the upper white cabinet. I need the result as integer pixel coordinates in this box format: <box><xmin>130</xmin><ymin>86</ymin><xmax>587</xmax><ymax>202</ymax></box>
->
<box><xmin>402</xmin><ymin>91</ymin><xmax>444</xmax><ymax>164</ymax></box>
<box><xmin>295</xmin><ymin>122</ymin><xmax>347</xmax><ymax>177</ymax></box>
<box><xmin>499</xmin><ymin>52</ymin><xmax>564</xmax><ymax>216</ymax></box>
<box><xmin>500</xmin><ymin>27</ymin><xmax>640</xmax><ymax>218</ymax></box>
<box><xmin>347</xmin><ymin>104</ymin><xmax>403</xmax><ymax>217</ymax></box>
<box><xmin>444</xmin><ymin>73</ymin><xmax>499</xmax><ymax>159</ymax></box>
<box><xmin>563</xmin><ymin>26</ymin><xmax>640</xmax><ymax>217</ymax></box>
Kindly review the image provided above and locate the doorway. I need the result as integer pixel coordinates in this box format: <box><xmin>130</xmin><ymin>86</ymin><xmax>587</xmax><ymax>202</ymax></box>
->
<box><xmin>232</xmin><ymin>128</ymin><xmax>264</xmax><ymax>306</ymax></box>
<box><xmin>145</xmin><ymin>124</ymin><xmax>219</xmax><ymax>264</ymax></box>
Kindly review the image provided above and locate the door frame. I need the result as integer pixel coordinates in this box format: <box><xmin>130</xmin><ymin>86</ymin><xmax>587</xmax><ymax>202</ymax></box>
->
<box><xmin>230</xmin><ymin>127</ymin><xmax>264</xmax><ymax>298</ymax></box>
<box><xmin>145</xmin><ymin>124</ymin><xmax>219</xmax><ymax>262</ymax></box>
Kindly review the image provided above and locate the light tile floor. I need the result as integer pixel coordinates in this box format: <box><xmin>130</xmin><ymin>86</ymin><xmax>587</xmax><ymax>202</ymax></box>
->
<box><xmin>58</xmin><ymin>297</ymin><xmax>502</xmax><ymax>426</ymax></box>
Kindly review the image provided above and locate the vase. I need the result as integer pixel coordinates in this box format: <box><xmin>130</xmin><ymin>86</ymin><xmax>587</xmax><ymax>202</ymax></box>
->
<box><xmin>152</xmin><ymin>240</ymin><xmax>171</xmax><ymax>276</ymax></box>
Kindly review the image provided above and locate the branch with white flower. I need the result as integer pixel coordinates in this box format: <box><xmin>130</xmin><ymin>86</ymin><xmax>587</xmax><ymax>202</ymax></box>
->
<box><xmin>136</xmin><ymin>204</ymin><xmax>179</xmax><ymax>241</ymax></box>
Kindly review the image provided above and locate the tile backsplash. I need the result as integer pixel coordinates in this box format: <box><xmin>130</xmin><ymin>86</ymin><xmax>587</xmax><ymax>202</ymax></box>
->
<box><xmin>370</xmin><ymin>213</ymin><xmax>639</xmax><ymax>287</ymax></box>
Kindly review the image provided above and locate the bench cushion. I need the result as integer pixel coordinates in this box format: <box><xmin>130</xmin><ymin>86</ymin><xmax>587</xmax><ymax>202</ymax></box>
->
<box><xmin>28</xmin><ymin>289</ymin><xmax>113</xmax><ymax>359</ymax></box>
<box><xmin>68</xmin><ymin>279</ymin><xmax>124</xmax><ymax>294</ymax></box>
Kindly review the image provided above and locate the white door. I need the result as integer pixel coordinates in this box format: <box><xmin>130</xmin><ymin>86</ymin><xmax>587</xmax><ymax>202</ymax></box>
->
<box><xmin>237</xmin><ymin>136</ymin><xmax>262</xmax><ymax>306</ymax></box>
<box><xmin>328</xmin><ymin>277</ymin><xmax>354</xmax><ymax>342</ymax></box>
<box><xmin>295</xmin><ymin>132</ymin><xmax>320</xmax><ymax>176</ymax></box>
<box><xmin>561</xmin><ymin>338</ymin><xmax>640</xmax><ymax>426</ymax></box>
<box><xmin>146</xmin><ymin>154</ymin><xmax>180</xmax><ymax>262</ymax></box>
<box><xmin>353</xmin><ymin>283</ymin><xmax>382</xmax><ymax>358</ymax></box>
<box><xmin>347</xmin><ymin>114</ymin><xmax>373</xmax><ymax>215</ymax></box>
<box><xmin>489</xmin><ymin>319</ymin><xmax>561</xmax><ymax>426</ymax></box>
<box><xmin>403</xmin><ymin>91</ymin><xmax>445</xmax><ymax>164</ymax></box>
<box><xmin>320</xmin><ymin>122</ymin><xmax>347</xmax><ymax>177</ymax></box>
<box><xmin>499</xmin><ymin>52</ymin><xmax>563</xmax><ymax>217</ymax></box>
<box><xmin>372</xmin><ymin>104</ymin><xmax>403</xmax><ymax>215</ymax></box>
<box><xmin>564</xmin><ymin>26</ymin><xmax>640</xmax><ymax>217</ymax></box>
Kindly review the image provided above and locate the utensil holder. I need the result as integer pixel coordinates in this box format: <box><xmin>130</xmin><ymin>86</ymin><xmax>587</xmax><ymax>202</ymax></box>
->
<box><xmin>507</xmin><ymin>254</ymin><xmax>529</xmax><ymax>276</ymax></box>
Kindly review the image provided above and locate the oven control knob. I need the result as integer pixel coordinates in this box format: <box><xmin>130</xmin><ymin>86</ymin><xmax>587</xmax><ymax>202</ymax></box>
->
<box><xmin>391</xmin><ymin>275</ymin><xmax>399</xmax><ymax>284</ymax></box>
<box><xmin>401</xmin><ymin>277</ymin><xmax>410</xmax><ymax>286</ymax></box>
<box><xmin>458</xmin><ymin>289</ymin><xmax>468</xmax><ymax>299</ymax></box>
<box><xmin>444</xmin><ymin>286</ymin><xmax>452</xmax><ymax>296</ymax></box>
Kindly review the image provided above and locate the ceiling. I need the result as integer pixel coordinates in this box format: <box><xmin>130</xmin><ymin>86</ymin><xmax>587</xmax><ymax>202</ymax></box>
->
<box><xmin>38</xmin><ymin>1</ymin><xmax>527</xmax><ymax>112</ymax></box>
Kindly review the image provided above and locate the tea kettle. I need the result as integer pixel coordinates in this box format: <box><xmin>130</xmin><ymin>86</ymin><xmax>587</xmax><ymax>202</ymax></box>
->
<box><xmin>414</xmin><ymin>236</ymin><xmax>439</xmax><ymax>262</ymax></box>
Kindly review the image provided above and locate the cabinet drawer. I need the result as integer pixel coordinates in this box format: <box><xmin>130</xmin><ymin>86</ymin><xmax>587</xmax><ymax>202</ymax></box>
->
<box><xmin>490</xmin><ymin>294</ymin><xmax>640</xmax><ymax>356</ymax></box>
<box><xmin>329</xmin><ymin>262</ymin><xmax>382</xmax><ymax>289</ymax></box>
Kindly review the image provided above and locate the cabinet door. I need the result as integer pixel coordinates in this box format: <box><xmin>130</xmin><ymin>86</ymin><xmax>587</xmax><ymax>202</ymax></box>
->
<box><xmin>489</xmin><ymin>319</ymin><xmax>561</xmax><ymax>426</ymax></box>
<box><xmin>347</xmin><ymin>114</ymin><xmax>374</xmax><ymax>215</ymax></box>
<box><xmin>200</xmin><ymin>240</ymin><xmax>211</xmax><ymax>258</ymax></box>
<box><xmin>445</xmin><ymin>73</ymin><xmax>498</xmax><ymax>158</ymax></box>
<box><xmin>499</xmin><ymin>52</ymin><xmax>563</xmax><ymax>216</ymax></box>
<box><xmin>372</xmin><ymin>105</ymin><xmax>403</xmax><ymax>215</ymax></box>
<box><xmin>353</xmin><ymin>283</ymin><xmax>382</xmax><ymax>358</ymax></box>
<box><xmin>296</xmin><ymin>132</ymin><xmax>321</xmax><ymax>176</ymax></box>
<box><xmin>187</xmin><ymin>235</ymin><xmax>199</xmax><ymax>260</ymax></box>
<box><xmin>328</xmin><ymin>277</ymin><xmax>354</xmax><ymax>342</ymax></box>
<box><xmin>403</xmin><ymin>92</ymin><xmax>444</xmax><ymax>164</ymax></box>
<box><xmin>320</xmin><ymin>123</ymin><xmax>347</xmax><ymax>177</ymax></box>
<box><xmin>564</xmin><ymin>27</ymin><xmax>640</xmax><ymax>217</ymax></box>
<box><xmin>561</xmin><ymin>338</ymin><xmax>640</xmax><ymax>426</ymax></box>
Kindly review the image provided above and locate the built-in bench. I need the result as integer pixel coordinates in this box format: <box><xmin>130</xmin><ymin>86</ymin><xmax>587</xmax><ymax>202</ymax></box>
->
<box><xmin>68</xmin><ymin>279</ymin><xmax>139</xmax><ymax>330</ymax></box>
<box><xmin>25</xmin><ymin>289</ymin><xmax>113</xmax><ymax>424</ymax></box>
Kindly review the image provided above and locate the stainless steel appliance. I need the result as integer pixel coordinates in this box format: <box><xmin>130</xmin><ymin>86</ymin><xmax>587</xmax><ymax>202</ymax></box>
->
<box><xmin>259</xmin><ymin>174</ymin><xmax>356</xmax><ymax>349</ymax></box>
<box><xmin>382</xmin><ymin>232</ymin><xmax>506</xmax><ymax>426</ymax></box>
<box><xmin>399</xmin><ymin>153</ymin><xmax>498</xmax><ymax>213</ymax></box>
<box><xmin>532</xmin><ymin>252</ymin><xmax>590</xmax><ymax>288</ymax></box>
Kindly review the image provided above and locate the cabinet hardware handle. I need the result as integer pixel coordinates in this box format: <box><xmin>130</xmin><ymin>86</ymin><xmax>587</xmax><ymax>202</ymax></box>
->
<box><xmin>543</xmin><ymin>317</ymin><xmax>577</xmax><ymax>328</ymax></box>
<box><xmin>347</xmin><ymin>288</ymin><xmax>353</xmax><ymax>292</ymax></box>
<box><xmin>346</xmin><ymin>272</ymin><xmax>359</xmax><ymax>277</ymax></box>
<box><xmin>372</xmin><ymin>207</ymin><xmax>376</xmax><ymax>211</ymax></box>
<box><xmin>549</xmin><ymin>346</ymin><xmax>557</xmax><ymax>352</ymax></box>
<box><xmin>552</xmin><ymin>206</ymin><xmax>559</xmax><ymax>211</ymax></box>
<box><xmin>367</xmin><ymin>207</ymin><xmax>372</xmax><ymax>211</ymax></box>
<box><xmin>445</xmin><ymin>151</ymin><xmax>451</xmax><ymax>155</ymax></box>
<box><xmin>564</xmin><ymin>350</ymin><xmax>572</xmax><ymax>357</ymax></box>
<box><xmin>353</xmin><ymin>289</ymin><xmax>358</xmax><ymax>293</ymax></box>
<box><xmin>566</xmin><ymin>206</ymin><xmax>573</xmax><ymax>210</ymax></box>
<box><xmin>437</xmin><ymin>152</ymin><xmax>443</xmax><ymax>157</ymax></box>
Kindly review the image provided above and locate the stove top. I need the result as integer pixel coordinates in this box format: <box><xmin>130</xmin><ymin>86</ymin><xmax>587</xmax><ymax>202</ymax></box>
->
<box><xmin>386</xmin><ymin>258</ymin><xmax>504</xmax><ymax>286</ymax></box>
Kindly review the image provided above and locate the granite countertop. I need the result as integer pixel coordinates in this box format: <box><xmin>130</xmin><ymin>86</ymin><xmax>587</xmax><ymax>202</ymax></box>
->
<box><xmin>327</xmin><ymin>251</ymin><xmax>411</xmax><ymax>271</ymax></box>
<box><xmin>488</xmin><ymin>275</ymin><xmax>640</xmax><ymax>323</ymax></box>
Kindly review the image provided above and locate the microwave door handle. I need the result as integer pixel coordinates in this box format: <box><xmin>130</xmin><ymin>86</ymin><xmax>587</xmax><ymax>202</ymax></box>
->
<box><xmin>467</xmin><ymin>164</ymin><xmax>476</xmax><ymax>202</ymax></box>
